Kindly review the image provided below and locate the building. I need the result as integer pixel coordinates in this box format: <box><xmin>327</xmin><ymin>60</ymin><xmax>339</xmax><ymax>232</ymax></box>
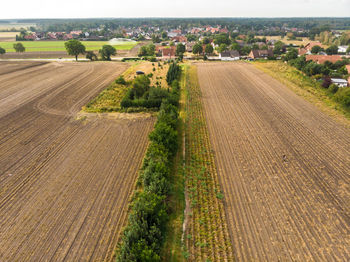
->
<box><xmin>249</xmin><ymin>49</ymin><xmax>274</xmax><ymax>59</ymax></box>
<box><xmin>162</xmin><ymin>47</ymin><xmax>176</xmax><ymax>58</ymax></box>
<box><xmin>305</xmin><ymin>55</ymin><xmax>343</xmax><ymax>64</ymax></box>
<box><xmin>172</xmin><ymin>36</ymin><xmax>187</xmax><ymax>44</ymax></box>
<box><xmin>186</xmin><ymin>42</ymin><xmax>195</xmax><ymax>52</ymax></box>
<box><xmin>338</xmin><ymin>45</ymin><xmax>349</xmax><ymax>54</ymax></box>
<box><xmin>219</xmin><ymin>50</ymin><xmax>240</xmax><ymax>61</ymax></box>
<box><xmin>331</xmin><ymin>78</ymin><xmax>348</xmax><ymax>87</ymax></box>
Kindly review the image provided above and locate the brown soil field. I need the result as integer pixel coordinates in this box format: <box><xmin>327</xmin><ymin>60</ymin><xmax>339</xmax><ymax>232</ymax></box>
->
<box><xmin>0</xmin><ymin>61</ymin><xmax>154</xmax><ymax>261</ymax></box>
<box><xmin>197</xmin><ymin>62</ymin><xmax>350</xmax><ymax>261</ymax></box>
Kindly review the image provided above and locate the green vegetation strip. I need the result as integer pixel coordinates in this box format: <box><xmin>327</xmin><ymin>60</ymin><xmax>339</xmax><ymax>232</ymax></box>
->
<box><xmin>116</xmin><ymin>64</ymin><xmax>181</xmax><ymax>261</ymax></box>
<box><xmin>183</xmin><ymin>65</ymin><xmax>233</xmax><ymax>261</ymax></box>
<box><xmin>0</xmin><ymin>41</ymin><xmax>137</xmax><ymax>52</ymax></box>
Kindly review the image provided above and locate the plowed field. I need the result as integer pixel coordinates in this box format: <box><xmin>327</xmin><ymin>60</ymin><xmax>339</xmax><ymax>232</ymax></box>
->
<box><xmin>197</xmin><ymin>62</ymin><xmax>350</xmax><ymax>261</ymax></box>
<box><xmin>0</xmin><ymin>61</ymin><xmax>154</xmax><ymax>261</ymax></box>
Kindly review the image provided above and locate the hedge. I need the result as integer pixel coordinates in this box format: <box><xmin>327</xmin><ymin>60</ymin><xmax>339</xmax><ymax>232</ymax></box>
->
<box><xmin>116</xmin><ymin>65</ymin><xmax>181</xmax><ymax>262</ymax></box>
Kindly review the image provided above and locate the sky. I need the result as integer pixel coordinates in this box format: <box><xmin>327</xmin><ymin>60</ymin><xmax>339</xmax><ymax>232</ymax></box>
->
<box><xmin>1</xmin><ymin>0</ymin><xmax>350</xmax><ymax>19</ymax></box>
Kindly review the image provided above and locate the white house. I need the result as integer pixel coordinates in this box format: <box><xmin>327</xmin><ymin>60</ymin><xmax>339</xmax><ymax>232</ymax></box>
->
<box><xmin>331</xmin><ymin>78</ymin><xmax>348</xmax><ymax>87</ymax></box>
<box><xmin>338</xmin><ymin>46</ymin><xmax>349</xmax><ymax>54</ymax></box>
<box><xmin>219</xmin><ymin>50</ymin><xmax>240</xmax><ymax>61</ymax></box>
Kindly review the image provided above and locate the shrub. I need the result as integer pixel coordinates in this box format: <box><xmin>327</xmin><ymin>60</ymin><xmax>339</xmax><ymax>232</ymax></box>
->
<box><xmin>329</xmin><ymin>84</ymin><xmax>339</xmax><ymax>94</ymax></box>
<box><xmin>149</xmin><ymin>122</ymin><xmax>178</xmax><ymax>157</ymax></box>
<box><xmin>334</xmin><ymin>88</ymin><xmax>350</xmax><ymax>107</ymax></box>
<box><xmin>115</xmin><ymin>76</ymin><xmax>126</xmax><ymax>85</ymax></box>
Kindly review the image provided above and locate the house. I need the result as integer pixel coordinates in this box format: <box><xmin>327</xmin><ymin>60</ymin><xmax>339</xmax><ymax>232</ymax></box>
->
<box><xmin>63</xmin><ymin>34</ymin><xmax>73</xmax><ymax>40</ymax></box>
<box><xmin>298</xmin><ymin>42</ymin><xmax>326</xmax><ymax>55</ymax></box>
<box><xmin>331</xmin><ymin>78</ymin><xmax>348</xmax><ymax>87</ymax></box>
<box><xmin>305</xmin><ymin>55</ymin><xmax>343</xmax><ymax>64</ymax></box>
<box><xmin>249</xmin><ymin>49</ymin><xmax>274</xmax><ymax>59</ymax></box>
<box><xmin>219</xmin><ymin>50</ymin><xmax>240</xmax><ymax>61</ymax></box>
<box><xmin>186</xmin><ymin>42</ymin><xmax>195</xmax><ymax>52</ymax></box>
<box><xmin>338</xmin><ymin>46</ymin><xmax>349</xmax><ymax>54</ymax></box>
<box><xmin>162</xmin><ymin>46</ymin><xmax>176</xmax><ymax>58</ymax></box>
<box><xmin>172</xmin><ymin>36</ymin><xmax>187</xmax><ymax>43</ymax></box>
<box><xmin>24</xmin><ymin>33</ymin><xmax>36</xmax><ymax>40</ymax></box>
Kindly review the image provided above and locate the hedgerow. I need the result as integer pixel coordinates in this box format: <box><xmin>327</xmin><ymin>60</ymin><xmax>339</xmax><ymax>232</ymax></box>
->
<box><xmin>116</xmin><ymin>64</ymin><xmax>181</xmax><ymax>262</ymax></box>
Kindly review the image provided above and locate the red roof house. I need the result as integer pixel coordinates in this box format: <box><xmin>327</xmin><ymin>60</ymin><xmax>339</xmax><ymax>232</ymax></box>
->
<box><xmin>305</xmin><ymin>55</ymin><xmax>343</xmax><ymax>64</ymax></box>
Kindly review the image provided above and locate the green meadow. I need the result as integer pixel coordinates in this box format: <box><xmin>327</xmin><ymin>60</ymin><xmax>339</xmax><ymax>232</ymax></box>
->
<box><xmin>0</xmin><ymin>40</ymin><xmax>137</xmax><ymax>52</ymax></box>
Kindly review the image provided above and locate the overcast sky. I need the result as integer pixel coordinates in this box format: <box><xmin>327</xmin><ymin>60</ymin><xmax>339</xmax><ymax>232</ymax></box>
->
<box><xmin>2</xmin><ymin>0</ymin><xmax>350</xmax><ymax>19</ymax></box>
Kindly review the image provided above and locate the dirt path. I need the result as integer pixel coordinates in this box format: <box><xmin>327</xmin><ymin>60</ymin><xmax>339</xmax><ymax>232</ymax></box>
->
<box><xmin>197</xmin><ymin>62</ymin><xmax>350</xmax><ymax>261</ymax></box>
<box><xmin>0</xmin><ymin>61</ymin><xmax>154</xmax><ymax>261</ymax></box>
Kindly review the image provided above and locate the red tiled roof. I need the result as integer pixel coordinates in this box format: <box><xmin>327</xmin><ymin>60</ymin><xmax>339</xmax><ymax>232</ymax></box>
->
<box><xmin>305</xmin><ymin>55</ymin><xmax>343</xmax><ymax>64</ymax></box>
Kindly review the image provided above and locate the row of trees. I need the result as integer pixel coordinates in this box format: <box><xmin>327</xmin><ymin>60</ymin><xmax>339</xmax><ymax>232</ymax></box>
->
<box><xmin>117</xmin><ymin>66</ymin><xmax>181</xmax><ymax>261</ymax></box>
<box><xmin>64</xmin><ymin>39</ymin><xmax>116</xmax><ymax>61</ymax></box>
<box><xmin>0</xmin><ymin>43</ymin><xmax>26</xmax><ymax>54</ymax></box>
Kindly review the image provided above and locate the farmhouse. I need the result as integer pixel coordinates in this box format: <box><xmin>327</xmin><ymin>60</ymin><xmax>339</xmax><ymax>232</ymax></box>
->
<box><xmin>249</xmin><ymin>49</ymin><xmax>273</xmax><ymax>59</ymax></box>
<box><xmin>331</xmin><ymin>78</ymin><xmax>348</xmax><ymax>87</ymax></box>
<box><xmin>305</xmin><ymin>55</ymin><xmax>343</xmax><ymax>64</ymax></box>
<box><xmin>219</xmin><ymin>50</ymin><xmax>240</xmax><ymax>61</ymax></box>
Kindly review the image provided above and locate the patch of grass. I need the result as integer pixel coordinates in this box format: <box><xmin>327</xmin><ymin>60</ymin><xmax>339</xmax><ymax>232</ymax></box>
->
<box><xmin>83</xmin><ymin>81</ymin><xmax>130</xmax><ymax>113</ymax></box>
<box><xmin>253</xmin><ymin>61</ymin><xmax>350</xmax><ymax>125</ymax></box>
<box><xmin>0</xmin><ymin>40</ymin><xmax>137</xmax><ymax>52</ymax></box>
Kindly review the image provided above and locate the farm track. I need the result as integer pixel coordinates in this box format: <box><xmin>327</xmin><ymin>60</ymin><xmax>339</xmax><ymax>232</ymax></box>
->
<box><xmin>197</xmin><ymin>62</ymin><xmax>350</xmax><ymax>261</ymax></box>
<box><xmin>0</xmin><ymin>61</ymin><xmax>154</xmax><ymax>261</ymax></box>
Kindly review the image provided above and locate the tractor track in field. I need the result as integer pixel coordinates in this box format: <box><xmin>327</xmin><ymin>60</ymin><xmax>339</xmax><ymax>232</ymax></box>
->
<box><xmin>197</xmin><ymin>62</ymin><xmax>350</xmax><ymax>261</ymax></box>
<box><xmin>0</xmin><ymin>61</ymin><xmax>155</xmax><ymax>261</ymax></box>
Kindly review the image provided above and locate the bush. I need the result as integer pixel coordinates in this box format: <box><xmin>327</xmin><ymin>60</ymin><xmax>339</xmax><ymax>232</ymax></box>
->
<box><xmin>329</xmin><ymin>84</ymin><xmax>339</xmax><ymax>94</ymax></box>
<box><xmin>149</xmin><ymin>122</ymin><xmax>178</xmax><ymax>157</ymax></box>
<box><xmin>334</xmin><ymin>88</ymin><xmax>350</xmax><ymax>107</ymax></box>
<box><xmin>115</xmin><ymin>76</ymin><xmax>126</xmax><ymax>85</ymax></box>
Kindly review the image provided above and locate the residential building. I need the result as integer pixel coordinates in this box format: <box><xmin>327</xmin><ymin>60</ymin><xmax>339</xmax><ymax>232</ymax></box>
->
<box><xmin>331</xmin><ymin>78</ymin><xmax>348</xmax><ymax>87</ymax></box>
<box><xmin>249</xmin><ymin>49</ymin><xmax>274</xmax><ymax>59</ymax></box>
<box><xmin>219</xmin><ymin>50</ymin><xmax>240</xmax><ymax>61</ymax></box>
<box><xmin>338</xmin><ymin>46</ymin><xmax>349</xmax><ymax>54</ymax></box>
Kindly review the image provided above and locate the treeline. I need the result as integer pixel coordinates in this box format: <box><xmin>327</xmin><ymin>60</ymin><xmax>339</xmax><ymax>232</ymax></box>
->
<box><xmin>121</xmin><ymin>62</ymin><xmax>180</xmax><ymax>110</ymax></box>
<box><xmin>14</xmin><ymin>18</ymin><xmax>350</xmax><ymax>33</ymax></box>
<box><xmin>117</xmin><ymin>65</ymin><xmax>181</xmax><ymax>261</ymax></box>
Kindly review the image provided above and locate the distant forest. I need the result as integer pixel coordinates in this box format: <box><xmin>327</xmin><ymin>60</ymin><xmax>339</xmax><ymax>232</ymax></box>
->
<box><xmin>1</xmin><ymin>18</ymin><xmax>350</xmax><ymax>35</ymax></box>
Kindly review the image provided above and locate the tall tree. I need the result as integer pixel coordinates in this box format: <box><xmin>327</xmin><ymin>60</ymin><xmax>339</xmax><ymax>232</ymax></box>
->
<box><xmin>175</xmin><ymin>43</ymin><xmax>186</xmax><ymax>56</ymax></box>
<box><xmin>192</xmin><ymin>43</ymin><xmax>203</xmax><ymax>55</ymax></box>
<box><xmin>325</xmin><ymin>45</ymin><xmax>338</xmax><ymax>55</ymax></box>
<box><xmin>205</xmin><ymin>44</ymin><xmax>213</xmax><ymax>54</ymax></box>
<box><xmin>99</xmin><ymin>45</ymin><xmax>116</xmax><ymax>61</ymax></box>
<box><xmin>64</xmin><ymin>40</ymin><xmax>86</xmax><ymax>61</ymax></box>
<box><xmin>311</xmin><ymin>45</ymin><xmax>322</xmax><ymax>54</ymax></box>
<box><xmin>13</xmin><ymin>43</ymin><xmax>25</xmax><ymax>53</ymax></box>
